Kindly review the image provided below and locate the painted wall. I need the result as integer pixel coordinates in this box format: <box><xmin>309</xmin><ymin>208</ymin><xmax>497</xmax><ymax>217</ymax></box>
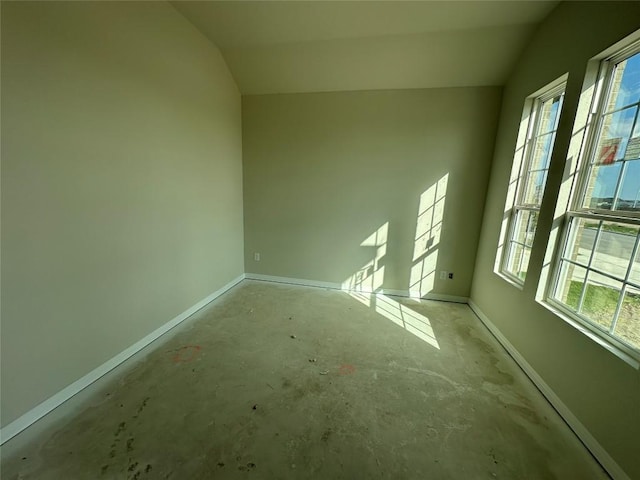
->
<box><xmin>1</xmin><ymin>1</ymin><xmax>244</xmax><ymax>426</ymax></box>
<box><xmin>243</xmin><ymin>88</ymin><xmax>501</xmax><ymax>298</ymax></box>
<box><xmin>470</xmin><ymin>2</ymin><xmax>640</xmax><ymax>478</ymax></box>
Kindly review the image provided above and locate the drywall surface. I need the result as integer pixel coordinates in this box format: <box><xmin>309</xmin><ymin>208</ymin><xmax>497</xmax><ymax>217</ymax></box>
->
<box><xmin>243</xmin><ymin>87</ymin><xmax>501</xmax><ymax>298</ymax></box>
<box><xmin>470</xmin><ymin>2</ymin><xmax>640</xmax><ymax>478</ymax></box>
<box><xmin>1</xmin><ymin>1</ymin><xmax>244</xmax><ymax>426</ymax></box>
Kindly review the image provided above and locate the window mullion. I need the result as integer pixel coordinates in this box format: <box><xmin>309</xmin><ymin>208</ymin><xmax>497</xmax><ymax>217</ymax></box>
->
<box><xmin>603</xmin><ymin>99</ymin><xmax>640</xmax><ymax>116</ymax></box>
<box><xmin>610</xmin><ymin>231</ymin><xmax>640</xmax><ymax>333</ymax></box>
<box><xmin>572</xmin><ymin>112</ymin><xmax>598</xmax><ymax>210</ymax></box>
<box><xmin>572</xmin><ymin>61</ymin><xmax>615</xmax><ymax>212</ymax></box>
<box><xmin>515</xmin><ymin>205</ymin><xmax>541</xmax><ymax>212</ymax></box>
<box><xmin>516</xmin><ymin>241</ymin><xmax>525</xmax><ymax>278</ymax></box>
<box><xmin>570</xmin><ymin>210</ymin><xmax>640</xmax><ymax>224</ymax></box>
<box><xmin>626</xmin><ymin>103</ymin><xmax>640</xmax><ymax>147</ymax></box>
<box><xmin>516</xmin><ymin>99</ymin><xmax>544</xmax><ymax>206</ymax></box>
<box><xmin>577</xmin><ymin>220</ymin><xmax>603</xmax><ymax>312</ymax></box>
<box><xmin>611</xmin><ymin>161</ymin><xmax>628</xmax><ymax>210</ymax></box>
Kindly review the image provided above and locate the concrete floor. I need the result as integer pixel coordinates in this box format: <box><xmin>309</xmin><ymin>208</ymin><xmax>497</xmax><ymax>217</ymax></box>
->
<box><xmin>2</xmin><ymin>280</ymin><xmax>608</xmax><ymax>479</ymax></box>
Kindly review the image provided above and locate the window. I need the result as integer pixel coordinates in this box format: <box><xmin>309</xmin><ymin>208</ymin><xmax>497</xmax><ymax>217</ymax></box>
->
<box><xmin>501</xmin><ymin>83</ymin><xmax>566</xmax><ymax>283</ymax></box>
<box><xmin>549</xmin><ymin>44</ymin><xmax>640</xmax><ymax>357</ymax></box>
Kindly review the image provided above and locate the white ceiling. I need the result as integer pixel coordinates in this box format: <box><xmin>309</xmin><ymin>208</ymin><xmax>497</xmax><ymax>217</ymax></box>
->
<box><xmin>172</xmin><ymin>1</ymin><xmax>559</xmax><ymax>95</ymax></box>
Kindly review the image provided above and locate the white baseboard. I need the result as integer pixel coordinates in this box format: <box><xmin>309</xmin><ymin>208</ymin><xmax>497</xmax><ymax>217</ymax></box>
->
<box><xmin>3</xmin><ymin>271</ymin><xmax>624</xmax><ymax>480</ymax></box>
<box><xmin>405</xmin><ymin>290</ymin><xmax>468</xmax><ymax>304</ymax></box>
<box><xmin>0</xmin><ymin>274</ymin><xmax>245</xmax><ymax>445</ymax></box>
<box><xmin>468</xmin><ymin>299</ymin><xmax>630</xmax><ymax>480</ymax></box>
<box><xmin>245</xmin><ymin>273</ymin><xmax>340</xmax><ymax>290</ymax></box>
<box><xmin>244</xmin><ymin>273</ymin><xmax>468</xmax><ymax>303</ymax></box>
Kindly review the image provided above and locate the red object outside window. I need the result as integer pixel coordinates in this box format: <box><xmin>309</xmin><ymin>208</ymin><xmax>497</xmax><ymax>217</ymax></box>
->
<box><xmin>598</xmin><ymin>143</ymin><xmax>618</xmax><ymax>164</ymax></box>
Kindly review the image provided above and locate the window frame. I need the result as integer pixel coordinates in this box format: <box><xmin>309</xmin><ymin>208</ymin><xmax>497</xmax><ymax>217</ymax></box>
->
<box><xmin>500</xmin><ymin>83</ymin><xmax>566</xmax><ymax>285</ymax></box>
<box><xmin>572</xmin><ymin>43</ymin><xmax>640</xmax><ymax>218</ymax></box>
<box><xmin>545</xmin><ymin>41</ymin><xmax>640</xmax><ymax>362</ymax></box>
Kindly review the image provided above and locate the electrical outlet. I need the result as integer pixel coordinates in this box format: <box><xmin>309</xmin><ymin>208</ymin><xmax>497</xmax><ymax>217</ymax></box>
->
<box><xmin>254</xmin><ymin>253</ymin><xmax>260</xmax><ymax>261</ymax></box>
<box><xmin>439</xmin><ymin>271</ymin><xmax>447</xmax><ymax>280</ymax></box>
<box><xmin>448</xmin><ymin>272</ymin><xmax>454</xmax><ymax>280</ymax></box>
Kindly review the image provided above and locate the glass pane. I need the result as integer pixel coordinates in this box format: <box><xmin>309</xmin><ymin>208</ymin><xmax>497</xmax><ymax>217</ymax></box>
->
<box><xmin>609</xmin><ymin>52</ymin><xmax>640</xmax><ymax>111</ymax></box>
<box><xmin>592</xmin><ymin>221</ymin><xmax>638</xmax><ymax>281</ymax></box>
<box><xmin>594</xmin><ymin>107</ymin><xmax>636</xmax><ymax>165</ymax></box>
<box><xmin>506</xmin><ymin>242</ymin><xmax>528</xmax><ymax>280</ymax></box>
<box><xmin>583</xmin><ymin>162</ymin><xmax>622</xmax><ymax>210</ymax></box>
<box><xmin>512</xmin><ymin>210</ymin><xmax>538</xmax><ymax>247</ymax></box>
<box><xmin>529</xmin><ymin>133</ymin><xmax>554</xmax><ymax>171</ymax></box>
<box><xmin>538</xmin><ymin>94</ymin><xmax>563</xmax><ymax>135</ymax></box>
<box><xmin>554</xmin><ymin>262</ymin><xmax>587</xmax><ymax>311</ymax></box>
<box><xmin>630</xmin><ymin>236</ymin><xmax>640</xmax><ymax>286</ymax></box>
<box><xmin>525</xmin><ymin>212</ymin><xmax>538</xmax><ymax>247</ymax></box>
<box><xmin>615</xmin><ymin>285</ymin><xmax>640</xmax><ymax>349</ymax></box>
<box><xmin>580</xmin><ymin>271</ymin><xmax>621</xmax><ymax>330</ymax></box>
<box><xmin>617</xmin><ymin>160</ymin><xmax>640</xmax><ymax>211</ymax></box>
<box><xmin>623</xmin><ymin>122</ymin><xmax>640</xmax><ymax>161</ymax></box>
<box><xmin>522</xmin><ymin>170</ymin><xmax>547</xmax><ymax>206</ymax></box>
<box><xmin>564</xmin><ymin>218</ymin><xmax>597</xmax><ymax>267</ymax></box>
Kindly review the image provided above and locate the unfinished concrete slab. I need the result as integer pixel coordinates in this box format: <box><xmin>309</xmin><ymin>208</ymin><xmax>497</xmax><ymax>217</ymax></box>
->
<box><xmin>1</xmin><ymin>280</ymin><xmax>608</xmax><ymax>479</ymax></box>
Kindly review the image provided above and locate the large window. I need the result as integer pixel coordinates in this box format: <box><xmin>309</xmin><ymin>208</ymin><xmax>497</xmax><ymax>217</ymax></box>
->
<box><xmin>549</xmin><ymin>44</ymin><xmax>640</xmax><ymax>356</ymax></box>
<box><xmin>501</xmin><ymin>84</ymin><xmax>565</xmax><ymax>283</ymax></box>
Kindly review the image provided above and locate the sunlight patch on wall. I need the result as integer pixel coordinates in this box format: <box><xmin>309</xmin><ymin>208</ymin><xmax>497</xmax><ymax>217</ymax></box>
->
<box><xmin>410</xmin><ymin>250</ymin><xmax>439</xmax><ymax>298</ymax></box>
<box><xmin>341</xmin><ymin>222</ymin><xmax>388</xmax><ymax>307</ymax></box>
<box><xmin>410</xmin><ymin>173</ymin><xmax>448</xmax><ymax>298</ymax></box>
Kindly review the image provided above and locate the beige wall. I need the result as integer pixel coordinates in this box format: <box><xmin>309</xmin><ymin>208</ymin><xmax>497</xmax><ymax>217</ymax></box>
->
<box><xmin>0</xmin><ymin>1</ymin><xmax>244</xmax><ymax>426</ymax></box>
<box><xmin>242</xmin><ymin>88</ymin><xmax>501</xmax><ymax>298</ymax></box>
<box><xmin>470</xmin><ymin>2</ymin><xmax>640</xmax><ymax>478</ymax></box>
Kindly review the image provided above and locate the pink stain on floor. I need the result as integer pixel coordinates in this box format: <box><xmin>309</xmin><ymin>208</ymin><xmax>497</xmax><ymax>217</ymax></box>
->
<box><xmin>338</xmin><ymin>364</ymin><xmax>356</xmax><ymax>375</ymax></box>
<box><xmin>172</xmin><ymin>345</ymin><xmax>202</xmax><ymax>363</ymax></box>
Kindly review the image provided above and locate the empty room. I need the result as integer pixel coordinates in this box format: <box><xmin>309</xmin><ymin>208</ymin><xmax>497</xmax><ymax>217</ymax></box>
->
<box><xmin>1</xmin><ymin>1</ymin><xmax>639</xmax><ymax>479</ymax></box>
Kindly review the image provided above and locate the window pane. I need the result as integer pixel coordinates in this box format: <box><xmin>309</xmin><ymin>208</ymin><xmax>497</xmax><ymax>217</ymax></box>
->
<box><xmin>553</xmin><ymin>262</ymin><xmax>587</xmax><ymax>311</ymax></box>
<box><xmin>591</xmin><ymin>221</ymin><xmax>639</xmax><ymax>281</ymax></box>
<box><xmin>615</xmin><ymin>285</ymin><xmax>640</xmax><ymax>349</ymax></box>
<box><xmin>505</xmin><ymin>209</ymin><xmax>537</xmax><ymax>279</ymax></box>
<box><xmin>539</xmin><ymin>94</ymin><xmax>563</xmax><ymax>134</ymax></box>
<box><xmin>529</xmin><ymin>133</ymin><xmax>555</xmax><ymax>171</ymax></box>
<box><xmin>505</xmin><ymin>242</ymin><xmax>527</xmax><ymax>280</ymax></box>
<box><xmin>595</xmin><ymin>107</ymin><xmax>637</xmax><ymax>165</ymax></box>
<box><xmin>609</xmin><ymin>52</ymin><xmax>640</xmax><ymax>111</ymax></box>
<box><xmin>564</xmin><ymin>218</ymin><xmax>597</xmax><ymax>266</ymax></box>
<box><xmin>522</xmin><ymin>170</ymin><xmax>547</xmax><ymax>205</ymax></box>
<box><xmin>583</xmin><ymin>162</ymin><xmax>622</xmax><ymax>210</ymax></box>
<box><xmin>631</xmin><ymin>241</ymin><xmax>640</xmax><ymax>286</ymax></box>
<box><xmin>512</xmin><ymin>209</ymin><xmax>538</xmax><ymax>247</ymax></box>
<box><xmin>617</xmin><ymin>159</ymin><xmax>640</xmax><ymax>211</ymax></box>
<box><xmin>580</xmin><ymin>271</ymin><xmax>621</xmax><ymax>330</ymax></box>
<box><xmin>623</xmin><ymin>121</ymin><xmax>640</xmax><ymax>161</ymax></box>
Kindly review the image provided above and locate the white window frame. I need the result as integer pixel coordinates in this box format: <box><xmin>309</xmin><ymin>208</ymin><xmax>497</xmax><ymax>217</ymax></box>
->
<box><xmin>546</xmin><ymin>41</ymin><xmax>640</xmax><ymax>363</ymax></box>
<box><xmin>499</xmin><ymin>82</ymin><xmax>566</xmax><ymax>285</ymax></box>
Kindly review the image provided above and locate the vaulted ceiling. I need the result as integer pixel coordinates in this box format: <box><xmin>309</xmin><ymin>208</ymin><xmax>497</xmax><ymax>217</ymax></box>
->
<box><xmin>172</xmin><ymin>1</ymin><xmax>559</xmax><ymax>95</ymax></box>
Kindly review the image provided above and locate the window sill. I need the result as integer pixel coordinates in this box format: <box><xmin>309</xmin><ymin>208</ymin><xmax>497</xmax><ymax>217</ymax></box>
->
<box><xmin>537</xmin><ymin>298</ymin><xmax>640</xmax><ymax>369</ymax></box>
<box><xmin>495</xmin><ymin>270</ymin><xmax>525</xmax><ymax>291</ymax></box>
